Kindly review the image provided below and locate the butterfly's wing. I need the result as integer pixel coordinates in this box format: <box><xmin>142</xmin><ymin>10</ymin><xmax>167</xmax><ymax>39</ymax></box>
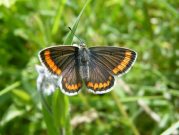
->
<box><xmin>58</xmin><ymin>59</ymin><xmax>82</xmax><ymax>96</ymax></box>
<box><xmin>38</xmin><ymin>46</ymin><xmax>82</xmax><ymax>96</ymax></box>
<box><xmin>85</xmin><ymin>58</ymin><xmax>115</xmax><ymax>94</ymax></box>
<box><xmin>85</xmin><ymin>46</ymin><xmax>137</xmax><ymax>94</ymax></box>
<box><xmin>89</xmin><ymin>47</ymin><xmax>137</xmax><ymax>76</ymax></box>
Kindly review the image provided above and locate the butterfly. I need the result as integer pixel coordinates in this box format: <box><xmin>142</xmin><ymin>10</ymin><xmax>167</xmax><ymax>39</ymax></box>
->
<box><xmin>38</xmin><ymin>43</ymin><xmax>137</xmax><ymax>96</ymax></box>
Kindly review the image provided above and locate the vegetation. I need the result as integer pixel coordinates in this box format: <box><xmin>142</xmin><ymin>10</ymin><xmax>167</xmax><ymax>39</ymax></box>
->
<box><xmin>0</xmin><ymin>0</ymin><xmax>179</xmax><ymax>135</ymax></box>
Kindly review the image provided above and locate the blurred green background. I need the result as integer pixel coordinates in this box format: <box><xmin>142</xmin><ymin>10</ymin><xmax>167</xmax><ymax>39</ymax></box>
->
<box><xmin>0</xmin><ymin>0</ymin><xmax>179</xmax><ymax>135</ymax></box>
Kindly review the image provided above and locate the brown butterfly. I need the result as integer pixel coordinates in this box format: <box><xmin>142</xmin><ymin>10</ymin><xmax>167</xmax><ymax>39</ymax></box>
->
<box><xmin>38</xmin><ymin>43</ymin><xmax>137</xmax><ymax>96</ymax></box>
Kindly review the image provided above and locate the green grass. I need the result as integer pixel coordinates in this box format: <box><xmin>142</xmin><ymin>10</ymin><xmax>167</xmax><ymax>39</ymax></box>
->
<box><xmin>0</xmin><ymin>0</ymin><xmax>179</xmax><ymax>135</ymax></box>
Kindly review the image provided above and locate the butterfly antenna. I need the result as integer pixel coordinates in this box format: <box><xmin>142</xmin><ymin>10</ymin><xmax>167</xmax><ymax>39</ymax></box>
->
<box><xmin>68</xmin><ymin>27</ymin><xmax>84</xmax><ymax>45</ymax></box>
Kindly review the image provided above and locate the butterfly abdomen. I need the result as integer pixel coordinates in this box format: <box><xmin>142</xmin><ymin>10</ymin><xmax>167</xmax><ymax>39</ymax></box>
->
<box><xmin>79</xmin><ymin>47</ymin><xmax>90</xmax><ymax>80</ymax></box>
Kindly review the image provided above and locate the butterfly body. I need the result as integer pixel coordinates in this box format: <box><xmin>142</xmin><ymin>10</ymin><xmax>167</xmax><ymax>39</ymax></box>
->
<box><xmin>78</xmin><ymin>45</ymin><xmax>90</xmax><ymax>80</ymax></box>
<box><xmin>38</xmin><ymin>44</ymin><xmax>137</xmax><ymax>96</ymax></box>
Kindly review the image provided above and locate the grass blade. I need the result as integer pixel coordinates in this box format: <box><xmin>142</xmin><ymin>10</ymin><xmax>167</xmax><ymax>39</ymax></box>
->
<box><xmin>161</xmin><ymin>121</ymin><xmax>179</xmax><ymax>135</ymax></box>
<box><xmin>52</xmin><ymin>0</ymin><xmax>67</xmax><ymax>35</ymax></box>
<box><xmin>64</xmin><ymin>0</ymin><xmax>92</xmax><ymax>45</ymax></box>
<box><xmin>0</xmin><ymin>82</ymin><xmax>20</xmax><ymax>96</ymax></box>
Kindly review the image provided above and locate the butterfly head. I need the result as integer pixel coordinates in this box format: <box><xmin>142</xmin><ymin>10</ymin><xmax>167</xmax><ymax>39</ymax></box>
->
<box><xmin>79</xmin><ymin>43</ymin><xmax>86</xmax><ymax>48</ymax></box>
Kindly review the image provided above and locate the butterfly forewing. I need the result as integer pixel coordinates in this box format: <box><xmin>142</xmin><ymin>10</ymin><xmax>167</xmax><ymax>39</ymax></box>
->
<box><xmin>89</xmin><ymin>47</ymin><xmax>137</xmax><ymax>76</ymax></box>
<box><xmin>39</xmin><ymin>46</ymin><xmax>78</xmax><ymax>75</ymax></box>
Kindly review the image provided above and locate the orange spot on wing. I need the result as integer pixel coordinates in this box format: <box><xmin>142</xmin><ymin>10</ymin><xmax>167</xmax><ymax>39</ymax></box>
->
<box><xmin>68</xmin><ymin>85</ymin><xmax>72</xmax><ymax>90</ymax></box>
<box><xmin>125</xmin><ymin>51</ymin><xmax>132</xmax><ymax>56</ymax></box>
<box><xmin>55</xmin><ymin>69</ymin><xmax>61</xmax><ymax>75</ymax></box>
<box><xmin>94</xmin><ymin>83</ymin><xmax>98</xmax><ymax>90</ymax></box>
<box><xmin>103</xmin><ymin>83</ymin><xmax>107</xmax><ymax>88</ymax></box>
<box><xmin>112</xmin><ymin>67</ymin><xmax>119</xmax><ymax>74</ymax></box>
<box><xmin>112</xmin><ymin>51</ymin><xmax>132</xmax><ymax>74</ymax></box>
<box><xmin>87</xmin><ymin>82</ymin><xmax>93</xmax><ymax>88</ymax></box>
<box><xmin>87</xmin><ymin>76</ymin><xmax>114</xmax><ymax>91</ymax></box>
<box><xmin>65</xmin><ymin>83</ymin><xmax>80</xmax><ymax>91</ymax></box>
<box><xmin>52</xmin><ymin>66</ymin><xmax>57</xmax><ymax>72</ymax></box>
<box><xmin>45</xmin><ymin>55</ymin><xmax>51</xmax><ymax>60</ymax></box>
<box><xmin>107</xmin><ymin>81</ymin><xmax>110</xmax><ymax>86</ymax></box>
<box><xmin>44</xmin><ymin>50</ymin><xmax>50</xmax><ymax>55</ymax></box>
<box><xmin>117</xmin><ymin>64</ymin><xmax>125</xmax><ymax>71</ymax></box>
<box><xmin>74</xmin><ymin>84</ymin><xmax>78</xmax><ymax>90</ymax></box>
<box><xmin>99</xmin><ymin>83</ymin><xmax>103</xmax><ymax>89</ymax></box>
<box><xmin>71</xmin><ymin>84</ymin><xmax>75</xmax><ymax>90</ymax></box>
<box><xmin>65</xmin><ymin>83</ymin><xmax>69</xmax><ymax>88</ymax></box>
<box><xmin>44</xmin><ymin>50</ymin><xmax>61</xmax><ymax>75</ymax></box>
<box><xmin>47</xmin><ymin>59</ymin><xmax>55</xmax><ymax>67</ymax></box>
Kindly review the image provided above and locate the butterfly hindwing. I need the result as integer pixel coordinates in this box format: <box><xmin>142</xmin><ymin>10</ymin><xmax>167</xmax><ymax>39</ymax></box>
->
<box><xmin>59</xmin><ymin>58</ymin><xmax>82</xmax><ymax>96</ymax></box>
<box><xmin>88</xmin><ymin>47</ymin><xmax>137</xmax><ymax>76</ymax></box>
<box><xmin>85</xmin><ymin>56</ymin><xmax>115</xmax><ymax>94</ymax></box>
